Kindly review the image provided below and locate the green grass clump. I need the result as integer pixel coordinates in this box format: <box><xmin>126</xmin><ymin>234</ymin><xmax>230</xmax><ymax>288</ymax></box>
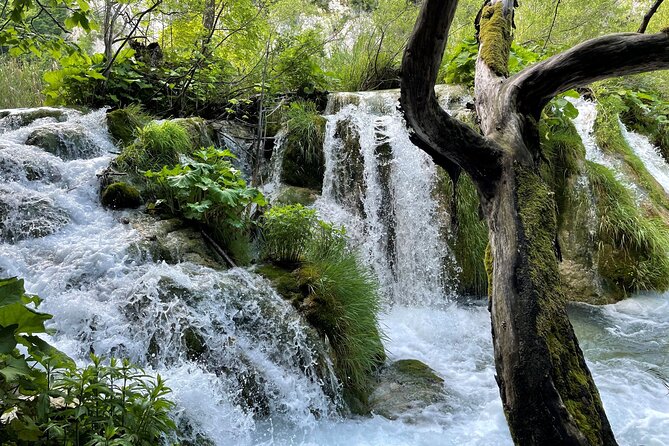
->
<box><xmin>116</xmin><ymin>120</ymin><xmax>192</xmax><ymax>173</ymax></box>
<box><xmin>0</xmin><ymin>57</ymin><xmax>45</xmax><ymax>108</ymax></box>
<box><xmin>586</xmin><ymin>161</ymin><xmax>669</xmax><ymax>294</ymax></box>
<box><xmin>299</xmin><ymin>241</ymin><xmax>385</xmax><ymax>403</ymax></box>
<box><xmin>594</xmin><ymin>97</ymin><xmax>669</xmax><ymax>210</ymax></box>
<box><xmin>259</xmin><ymin>204</ymin><xmax>385</xmax><ymax>407</ymax></box>
<box><xmin>262</xmin><ymin>204</ymin><xmax>318</xmax><ymax>264</ymax></box>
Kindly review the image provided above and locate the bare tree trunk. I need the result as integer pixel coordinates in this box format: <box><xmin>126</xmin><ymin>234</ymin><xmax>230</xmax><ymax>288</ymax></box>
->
<box><xmin>638</xmin><ymin>0</ymin><xmax>664</xmax><ymax>33</ymax></box>
<box><xmin>401</xmin><ymin>0</ymin><xmax>669</xmax><ymax>444</ymax></box>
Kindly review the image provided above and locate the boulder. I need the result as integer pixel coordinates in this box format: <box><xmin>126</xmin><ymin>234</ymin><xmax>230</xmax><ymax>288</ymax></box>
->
<box><xmin>26</xmin><ymin>126</ymin><xmax>100</xmax><ymax>160</ymax></box>
<box><xmin>0</xmin><ymin>188</ymin><xmax>69</xmax><ymax>242</ymax></box>
<box><xmin>368</xmin><ymin>359</ymin><xmax>446</xmax><ymax>421</ymax></box>
<box><xmin>101</xmin><ymin>182</ymin><xmax>142</xmax><ymax>210</ymax></box>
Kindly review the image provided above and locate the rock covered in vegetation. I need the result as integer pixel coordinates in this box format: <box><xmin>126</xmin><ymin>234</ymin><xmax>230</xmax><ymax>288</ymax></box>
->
<box><xmin>101</xmin><ymin>182</ymin><xmax>142</xmax><ymax>210</ymax></box>
<box><xmin>368</xmin><ymin>359</ymin><xmax>446</xmax><ymax>421</ymax></box>
<box><xmin>273</xmin><ymin>185</ymin><xmax>319</xmax><ymax>206</ymax></box>
<box><xmin>106</xmin><ymin>107</ymin><xmax>150</xmax><ymax>145</ymax></box>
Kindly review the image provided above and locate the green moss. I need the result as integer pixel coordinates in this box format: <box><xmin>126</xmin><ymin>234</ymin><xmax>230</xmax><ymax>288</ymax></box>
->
<box><xmin>115</xmin><ymin>120</ymin><xmax>193</xmax><ymax>173</ymax></box>
<box><xmin>273</xmin><ymin>185</ymin><xmax>319</xmax><ymax>206</ymax></box>
<box><xmin>256</xmin><ymin>263</ymin><xmax>304</xmax><ymax>303</ymax></box>
<box><xmin>484</xmin><ymin>242</ymin><xmax>493</xmax><ymax>298</ymax></box>
<box><xmin>100</xmin><ymin>182</ymin><xmax>141</xmax><ymax>209</ymax></box>
<box><xmin>106</xmin><ymin>105</ymin><xmax>150</xmax><ymax>145</ymax></box>
<box><xmin>395</xmin><ymin>359</ymin><xmax>443</xmax><ymax>384</ymax></box>
<box><xmin>478</xmin><ymin>3</ymin><xmax>512</xmax><ymax>77</ymax></box>
<box><xmin>516</xmin><ymin>165</ymin><xmax>605</xmax><ymax>446</ymax></box>
<box><xmin>594</xmin><ymin>97</ymin><xmax>669</xmax><ymax>210</ymax></box>
<box><xmin>586</xmin><ymin>161</ymin><xmax>669</xmax><ymax>294</ymax></box>
<box><xmin>281</xmin><ymin>101</ymin><xmax>327</xmax><ymax>191</ymax></box>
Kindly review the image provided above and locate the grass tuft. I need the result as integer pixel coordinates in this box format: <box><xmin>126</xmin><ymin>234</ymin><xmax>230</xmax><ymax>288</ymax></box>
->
<box><xmin>586</xmin><ymin>161</ymin><xmax>669</xmax><ymax>293</ymax></box>
<box><xmin>116</xmin><ymin>121</ymin><xmax>193</xmax><ymax>173</ymax></box>
<box><xmin>0</xmin><ymin>57</ymin><xmax>45</xmax><ymax>108</ymax></box>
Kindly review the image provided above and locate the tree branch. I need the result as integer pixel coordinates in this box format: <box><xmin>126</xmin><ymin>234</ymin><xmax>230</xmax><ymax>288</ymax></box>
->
<box><xmin>400</xmin><ymin>0</ymin><xmax>503</xmax><ymax>200</ymax></box>
<box><xmin>509</xmin><ymin>31</ymin><xmax>669</xmax><ymax>117</ymax></box>
<box><xmin>638</xmin><ymin>0</ymin><xmax>664</xmax><ymax>33</ymax></box>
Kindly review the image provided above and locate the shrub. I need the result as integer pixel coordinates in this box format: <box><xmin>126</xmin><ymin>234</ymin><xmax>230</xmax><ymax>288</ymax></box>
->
<box><xmin>145</xmin><ymin>147</ymin><xmax>266</xmax><ymax>228</ymax></box>
<box><xmin>0</xmin><ymin>277</ymin><xmax>176</xmax><ymax>445</ymax></box>
<box><xmin>116</xmin><ymin>121</ymin><xmax>192</xmax><ymax>173</ymax></box>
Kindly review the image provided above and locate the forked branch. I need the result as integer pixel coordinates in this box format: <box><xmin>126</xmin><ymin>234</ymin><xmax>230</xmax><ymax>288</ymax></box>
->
<box><xmin>400</xmin><ymin>0</ymin><xmax>503</xmax><ymax>199</ymax></box>
<box><xmin>638</xmin><ymin>0</ymin><xmax>664</xmax><ymax>33</ymax></box>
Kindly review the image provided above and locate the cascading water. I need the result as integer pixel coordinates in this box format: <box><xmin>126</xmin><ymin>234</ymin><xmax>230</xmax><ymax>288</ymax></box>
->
<box><xmin>620</xmin><ymin>123</ymin><xmax>669</xmax><ymax>193</ymax></box>
<box><xmin>1</xmin><ymin>96</ymin><xmax>668</xmax><ymax>445</ymax></box>
<box><xmin>316</xmin><ymin>89</ymin><xmax>458</xmax><ymax>305</ymax></box>
<box><xmin>0</xmin><ymin>108</ymin><xmax>341</xmax><ymax>445</ymax></box>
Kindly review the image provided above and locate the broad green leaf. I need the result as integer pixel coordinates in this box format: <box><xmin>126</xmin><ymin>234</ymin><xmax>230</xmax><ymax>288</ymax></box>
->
<box><xmin>0</xmin><ymin>303</ymin><xmax>52</xmax><ymax>334</ymax></box>
<box><xmin>0</xmin><ymin>277</ymin><xmax>24</xmax><ymax>307</ymax></box>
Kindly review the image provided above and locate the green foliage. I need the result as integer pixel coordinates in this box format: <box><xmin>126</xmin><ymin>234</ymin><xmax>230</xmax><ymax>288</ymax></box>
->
<box><xmin>299</xmin><ymin>233</ymin><xmax>384</xmax><ymax>403</ymax></box>
<box><xmin>284</xmin><ymin>101</ymin><xmax>326</xmax><ymax>165</ymax></box>
<box><xmin>586</xmin><ymin>162</ymin><xmax>669</xmax><ymax>294</ymax></box>
<box><xmin>260</xmin><ymin>204</ymin><xmax>384</xmax><ymax>403</ymax></box>
<box><xmin>262</xmin><ymin>204</ymin><xmax>319</xmax><ymax>264</ymax></box>
<box><xmin>0</xmin><ymin>277</ymin><xmax>176</xmax><ymax>445</ymax></box>
<box><xmin>602</xmin><ymin>82</ymin><xmax>669</xmax><ymax>162</ymax></box>
<box><xmin>0</xmin><ymin>57</ymin><xmax>45</xmax><ymax>108</ymax></box>
<box><xmin>444</xmin><ymin>37</ymin><xmax>540</xmax><ymax>87</ymax></box>
<box><xmin>145</xmin><ymin>147</ymin><xmax>266</xmax><ymax>229</ymax></box>
<box><xmin>325</xmin><ymin>0</ymin><xmax>418</xmax><ymax>91</ymax></box>
<box><xmin>443</xmin><ymin>38</ymin><xmax>478</xmax><ymax>86</ymax></box>
<box><xmin>117</xmin><ymin>121</ymin><xmax>193</xmax><ymax>173</ymax></box>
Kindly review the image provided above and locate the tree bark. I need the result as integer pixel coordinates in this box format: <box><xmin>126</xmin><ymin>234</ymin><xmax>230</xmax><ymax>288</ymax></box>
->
<box><xmin>638</xmin><ymin>0</ymin><xmax>665</xmax><ymax>33</ymax></box>
<box><xmin>401</xmin><ymin>0</ymin><xmax>669</xmax><ymax>444</ymax></box>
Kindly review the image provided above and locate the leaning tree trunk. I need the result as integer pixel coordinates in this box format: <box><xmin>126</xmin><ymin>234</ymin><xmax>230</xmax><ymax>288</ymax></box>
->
<box><xmin>401</xmin><ymin>0</ymin><xmax>669</xmax><ymax>444</ymax></box>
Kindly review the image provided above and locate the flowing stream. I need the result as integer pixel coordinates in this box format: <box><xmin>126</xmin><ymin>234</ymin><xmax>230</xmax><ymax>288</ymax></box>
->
<box><xmin>0</xmin><ymin>95</ymin><xmax>668</xmax><ymax>445</ymax></box>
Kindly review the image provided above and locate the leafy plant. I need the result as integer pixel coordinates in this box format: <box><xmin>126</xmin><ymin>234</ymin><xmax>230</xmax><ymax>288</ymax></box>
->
<box><xmin>0</xmin><ymin>277</ymin><xmax>177</xmax><ymax>445</ymax></box>
<box><xmin>145</xmin><ymin>147</ymin><xmax>266</xmax><ymax>229</ymax></box>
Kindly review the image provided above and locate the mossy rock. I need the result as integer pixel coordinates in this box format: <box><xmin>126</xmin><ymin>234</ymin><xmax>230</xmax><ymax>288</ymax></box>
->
<box><xmin>106</xmin><ymin>108</ymin><xmax>149</xmax><ymax>145</ymax></box>
<box><xmin>281</xmin><ymin>116</ymin><xmax>327</xmax><ymax>191</ymax></box>
<box><xmin>368</xmin><ymin>359</ymin><xmax>446</xmax><ymax>420</ymax></box>
<box><xmin>273</xmin><ymin>185</ymin><xmax>319</xmax><ymax>206</ymax></box>
<box><xmin>255</xmin><ymin>263</ymin><xmax>304</xmax><ymax>304</ymax></box>
<box><xmin>173</xmin><ymin>117</ymin><xmax>216</xmax><ymax>149</ymax></box>
<box><xmin>0</xmin><ymin>108</ymin><xmax>67</xmax><ymax>130</ymax></box>
<box><xmin>101</xmin><ymin>182</ymin><xmax>142</xmax><ymax>210</ymax></box>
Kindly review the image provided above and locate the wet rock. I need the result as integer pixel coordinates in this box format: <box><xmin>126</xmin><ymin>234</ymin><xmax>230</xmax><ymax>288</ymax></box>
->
<box><xmin>0</xmin><ymin>188</ymin><xmax>69</xmax><ymax>242</ymax></box>
<box><xmin>0</xmin><ymin>147</ymin><xmax>62</xmax><ymax>182</ymax></box>
<box><xmin>0</xmin><ymin>107</ymin><xmax>68</xmax><ymax>130</ymax></box>
<box><xmin>173</xmin><ymin>118</ymin><xmax>216</xmax><ymax>149</ymax></box>
<box><xmin>273</xmin><ymin>185</ymin><xmax>320</xmax><ymax>206</ymax></box>
<box><xmin>128</xmin><ymin>215</ymin><xmax>220</xmax><ymax>267</ymax></box>
<box><xmin>368</xmin><ymin>359</ymin><xmax>446</xmax><ymax>421</ymax></box>
<box><xmin>26</xmin><ymin>126</ymin><xmax>100</xmax><ymax>160</ymax></box>
<box><xmin>101</xmin><ymin>182</ymin><xmax>142</xmax><ymax>209</ymax></box>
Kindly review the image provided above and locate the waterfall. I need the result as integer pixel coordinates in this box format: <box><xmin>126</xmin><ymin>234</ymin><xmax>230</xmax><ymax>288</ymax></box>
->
<box><xmin>1</xmin><ymin>96</ymin><xmax>667</xmax><ymax>445</ymax></box>
<box><xmin>620</xmin><ymin>123</ymin><xmax>669</xmax><ymax>193</ymax></box>
<box><xmin>316</xmin><ymin>88</ymin><xmax>462</xmax><ymax>306</ymax></box>
<box><xmin>0</xmin><ymin>108</ymin><xmax>340</xmax><ymax>445</ymax></box>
